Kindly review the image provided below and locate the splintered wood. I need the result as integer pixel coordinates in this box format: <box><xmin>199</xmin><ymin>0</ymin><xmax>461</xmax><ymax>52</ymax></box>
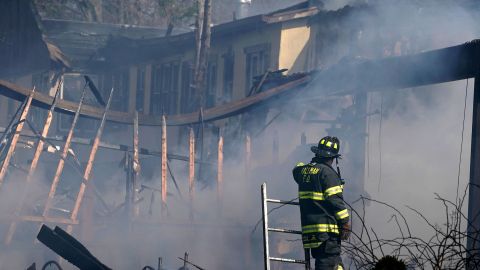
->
<box><xmin>67</xmin><ymin>87</ymin><xmax>114</xmax><ymax>233</ymax></box>
<box><xmin>161</xmin><ymin>115</ymin><xmax>167</xmax><ymax>216</ymax></box>
<box><xmin>133</xmin><ymin>111</ymin><xmax>140</xmax><ymax>217</ymax></box>
<box><xmin>189</xmin><ymin>128</ymin><xmax>195</xmax><ymax>220</ymax></box>
<box><xmin>5</xmin><ymin>81</ymin><xmax>62</xmax><ymax>245</ymax></box>
<box><xmin>43</xmin><ymin>86</ymin><xmax>87</xmax><ymax>218</ymax></box>
<box><xmin>0</xmin><ymin>87</ymin><xmax>35</xmax><ymax>187</ymax></box>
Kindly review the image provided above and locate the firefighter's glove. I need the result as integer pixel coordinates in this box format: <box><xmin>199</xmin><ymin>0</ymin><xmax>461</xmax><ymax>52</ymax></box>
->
<box><xmin>340</xmin><ymin>222</ymin><xmax>351</xmax><ymax>240</ymax></box>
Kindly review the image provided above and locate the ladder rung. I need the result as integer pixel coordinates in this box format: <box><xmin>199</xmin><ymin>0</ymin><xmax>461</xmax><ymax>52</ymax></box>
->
<box><xmin>269</xmin><ymin>256</ymin><xmax>306</xmax><ymax>264</ymax></box>
<box><xmin>268</xmin><ymin>227</ymin><xmax>302</xmax><ymax>235</ymax></box>
<box><xmin>266</xmin><ymin>199</ymin><xmax>299</xmax><ymax>205</ymax></box>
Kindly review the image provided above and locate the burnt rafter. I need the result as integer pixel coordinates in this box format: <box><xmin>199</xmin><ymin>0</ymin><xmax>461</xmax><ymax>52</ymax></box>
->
<box><xmin>0</xmin><ymin>74</ymin><xmax>311</xmax><ymax>126</ymax></box>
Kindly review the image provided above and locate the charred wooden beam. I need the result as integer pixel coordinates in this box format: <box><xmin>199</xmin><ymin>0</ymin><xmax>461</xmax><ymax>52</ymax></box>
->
<box><xmin>37</xmin><ymin>225</ymin><xmax>111</xmax><ymax>270</ymax></box>
<box><xmin>0</xmin><ymin>127</ymin><xmax>212</xmax><ymax>164</ymax></box>
<box><xmin>161</xmin><ymin>115</ymin><xmax>167</xmax><ymax>216</ymax></box>
<box><xmin>0</xmin><ymin>215</ymin><xmax>78</xmax><ymax>225</ymax></box>
<box><xmin>5</xmin><ymin>80</ymin><xmax>62</xmax><ymax>244</ymax></box>
<box><xmin>189</xmin><ymin>128</ymin><xmax>195</xmax><ymax>221</ymax></box>
<box><xmin>43</xmin><ymin>85</ymin><xmax>87</xmax><ymax>217</ymax></box>
<box><xmin>0</xmin><ymin>74</ymin><xmax>310</xmax><ymax>126</ymax></box>
<box><xmin>67</xmin><ymin>87</ymin><xmax>114</xmax><ymax>233</ymax></box>
<box><xmin>133</xmin><ymin>111</ymin><xmax>140</xmax><ymax>217</ymax></box>
<box><xmin>0</xmin><ymin>87</ymin><xmax>35</xmax><ymax>187</ymax></box>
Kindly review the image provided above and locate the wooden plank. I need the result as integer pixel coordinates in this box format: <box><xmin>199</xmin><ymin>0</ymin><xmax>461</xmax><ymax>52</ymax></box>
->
<box><xmin>20</xmin><ymin>215</ymin><xmax>78</xmax><ymax>225</ymax></box>
<box><xmin>217</xmin><ymin>135</ymin><xmax>223</xmax><ymax>207</ymax></box>
<box><xmin>0</xmin><ymin>127</ymin><xmax>211</xmax><ymax>164</ymax></box>
<box><xmin>5</xmin><ymin>80</ymin><xmax>62</xmax><ymax>244</ymax></box>
<box><xmin>133</xmin><ymin>111</ymin><xmax>140</xmax><ymax>217</ymax></box>
<box><xmin>189</xmin><ymin>128</ymin><xmax>195</xmax><ymax>220</ymax></box>
<box><xmin>67</xmin><ymin>87</ymin><xmax>114</xmax><ymax>233</ymax></box>
<box><xmin>197</xmin><ymin>108</ymin><xmax>205</xmax><ymax>182</ymax></box>
<box><xmin>43</xmin><ymin>85</ymin><xmax>87</xmax><ymax>218</ymax></box>
<box><xmin>125</xmin><ymin>151</ymin><xmax>133</xmax><ymax>218</ymax></box>
<box><xmin>161</xmin><ymin>115</ymin><xmax>167</xmax><ymax>216</ymax></box>
<box><xmin>0</xmin><ymin>87</ymin><xmax>35</xmax><ymax>187</ymax></box>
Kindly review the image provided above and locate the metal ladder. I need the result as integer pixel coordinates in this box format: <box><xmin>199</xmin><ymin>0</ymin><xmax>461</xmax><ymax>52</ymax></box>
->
<box><xmin>261</xmin><ymin>183</ymin><xmax>311</xmax><ymax>270</ymax></box>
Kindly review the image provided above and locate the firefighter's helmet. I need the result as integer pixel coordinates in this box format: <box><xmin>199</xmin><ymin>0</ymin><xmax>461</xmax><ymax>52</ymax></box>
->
<box><xmin>311</xmin><ymin>136</ymin><xmax>341</xmax><ymax>158</ymax></box>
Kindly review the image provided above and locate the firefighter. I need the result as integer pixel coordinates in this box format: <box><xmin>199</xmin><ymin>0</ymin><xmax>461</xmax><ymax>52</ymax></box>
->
<box><xmin>293</xmin><ymin>136</ymin><xmax>350</xmax><ymax>270</ymax></box>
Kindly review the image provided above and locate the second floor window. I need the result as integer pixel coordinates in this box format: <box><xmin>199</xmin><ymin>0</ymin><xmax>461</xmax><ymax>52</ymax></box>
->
<box><xmin>58</xmin><ymin>74</ymin><xmax>97</xmax><ymax>135</ymax></box>
<box><xmin>245</xmin><ymin>43</ymin><xmax>270</xmax><ymax>95</ymax></box>
<box><xmin>112</xmin><ymin>71</ymin><xmax>130</xmax><ymax>112</ymax></box>
<box><xmin>222</xmin><ymin>50</ymin><xmax>234</xmax><ymax>103</ymax></box>
<box><xmin>206</xmin><ymin>59</ymin><xmax>217</xmax><ymax>108</ymax></box>
<box><xmin>151</xmin><ymin>62</ymin><xmax>180</xmax><ymax>115</ymax></box>
<box><xmin>180</xmin><ymin>61</ymin><xmax>194</xmax><ymax>113</ymax></box>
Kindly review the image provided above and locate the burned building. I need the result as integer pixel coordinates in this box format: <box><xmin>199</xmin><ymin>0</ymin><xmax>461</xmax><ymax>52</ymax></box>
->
<box><xmin>2</xmin><ymin>0</ymin><xmax>479</xmax><ymax>269</ymax></box>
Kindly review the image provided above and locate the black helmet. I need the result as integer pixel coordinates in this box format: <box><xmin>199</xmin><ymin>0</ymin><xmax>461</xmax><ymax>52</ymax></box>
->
<box><xmin>311</xmin><ymin>136</ymin><xmax>341</xmax><ymax>158</ymax></box>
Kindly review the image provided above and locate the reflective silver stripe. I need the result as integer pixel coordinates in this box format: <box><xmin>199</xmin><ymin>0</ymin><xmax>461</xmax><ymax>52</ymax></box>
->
<box><xmin>325</xmin><ymin>185</ymin><xmax>344</xmax><ymax>197</ymax></box>
<box><xmin>336</xmin><ymin>209</ymin><xmax>349</xmax><ymax>219</ymax></box>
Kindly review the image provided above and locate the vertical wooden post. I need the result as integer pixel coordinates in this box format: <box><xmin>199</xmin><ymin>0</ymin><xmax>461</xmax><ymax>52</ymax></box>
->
<box><xmin>197</xmin><ymin>108</ymin><xmax>205</xmax><ymax>183</ymax></box>
<box><xmin>161</xmin><ymin>115</ymin><xmax>167</xmax><ymax>216</ymax></box>
<box><xmin>217</xmin><ymin>134</ymin><xmax>224</xmax><ymax>207</ymax></box>
<box><xmin>133</xmin><ymin>111</ymin><xmax>140</xmax><ymax>218</ymax></box>
<box><xmin>5</xmin><ymin>81</ymin><xmax>61</xmax><ymax>244</ymax></box>
<box><xmin>189</xmin><ymin>128</ymin><xmax>195</xmax><ymax>220</ymax></box>
<box><xmin>67</xmin><ymin>87</ymin><xmax>114</xmax><ymax>233</ymax></box>
<box><xmin>28</xmin><ymin>82</ymin><xmax>61</xmax><ymax>180</ymax></box>
<box><xmin>125</xmin><ymin>151</ymin><xmax>133</xmax><ymax>218</ymax></box>
<box><xmin>0</xmin><ymin>87</ymin><xmax>35</xmax><ymax>187</ymax></box>
<box><xmin>245</xmin><ymin>133</ymin><xmax>251</xmax><ymax>176</ymax></box>
<box><xmin>43</xmin><ymin>86</ymin><xmax>87</xmax><ymax>217</ymax></box>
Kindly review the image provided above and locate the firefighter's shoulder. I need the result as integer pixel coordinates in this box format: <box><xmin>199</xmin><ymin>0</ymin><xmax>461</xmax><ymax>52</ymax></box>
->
<box><xmin>292</xmin><ymin>162</ymin><xmax>305</xmax><ymax>174</ymax></box>
<box><xmin>295</xmin><ymin>162</ymin><xmax>305</xmax><ymax>167</ymax></box>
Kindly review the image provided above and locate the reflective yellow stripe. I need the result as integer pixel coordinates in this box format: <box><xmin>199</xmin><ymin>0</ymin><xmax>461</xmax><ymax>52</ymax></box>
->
<box><xmin>296</xmin><ymin>162</ymin><xmax>305</xmax><ymax>167</ymax></box>
<box><xmin>337</xmin><ymin>265</ymin><xmax>344</xmax><ymax>270</ymax></box>
<box><xmin>304</xmin><ymin>242</ymin><xmax>322</xmax><ymax>248</ymax></box>
<box><xmin>325</xmin><ymin>185</ymin><xmax>344</xmax><ymax>197</ymax></box>
<box><xmin>302</xmin><ymin>224</ymin><xmax>339</xmax><ymax>234</ymax></box>
<box><xmin>320</xmin><ymin>139</ymin><xmax>325</xmax><ymax>145</ymax></box>
<box><xmin>326</xmin><ymin>141</ymin><xmax>333</xmax><ymax>147</ymax></box>
<box><xmin>336</xmin><ymin>209</ymin><xmax>349</xmax><ymax>219</ymax></box>
<box><xmin>299</xmin><ymin>191</ymin><xmax>324</xmax><ymax>200</ymax></box>
<box><xmin>333</xmin><ymin>143</ymin><xmax>338</xmax><ymax>149</ymax></box>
